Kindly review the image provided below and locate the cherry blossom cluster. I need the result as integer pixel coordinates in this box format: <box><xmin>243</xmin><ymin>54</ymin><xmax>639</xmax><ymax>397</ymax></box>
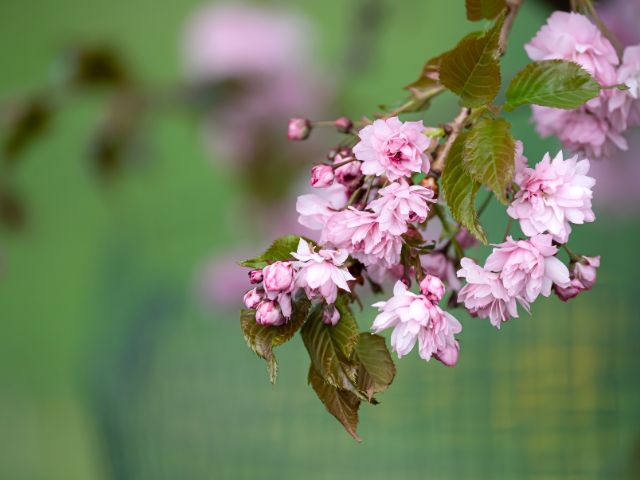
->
<box><xmin>527</xmin><ymin>11</ymin><xmax>640</xmax><ymax>159</ymax></box>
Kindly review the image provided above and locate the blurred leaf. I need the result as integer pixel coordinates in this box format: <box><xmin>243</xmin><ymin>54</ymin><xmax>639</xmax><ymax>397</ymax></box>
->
<box><xmin>442</xmin><ymin>132</ymin><xmax>487</xmax><ymax>244</ymax></box>
<box><xmin>0</xmin><ymin>188</ymin><xmax>26</xmax><ymax>230</ymax></box>
<box><xmin>240</xmin><ymin>297</ymin><xmax>310</xmax><ymax>384</ymax></box>
<box><xmin>504</xmin><ymin>60</ymin><xmax>601</xmax><ymax>111</ymax></box>
<box><xmin>240</xmin><ymin>235</ymin><xmax>305</xmax><ymax>269</ymax></box>
<box><xmin>463</xmin><ymin>117</ymin><xmax>514</xmax><ymax>204</ymax></box>
<box><xmin>353</xmin><ymin>333</ymin><xmax>396</xmax><ymax>402</ymax></box>
<box><xmin>2</xmin><ymin>98</ymin><xmax>52</xmax><ymax>160</ymax></box>
<box><xmin>465</xmin><ymin>0</ymin><xmax>506</xmax><ymax>21</ymax></box>
<box><xmin>308</xmin><ymin>366</ymin><xmax>361</xmax><ymax>442</ymax></box>
<box><xmin>440</xmin><ymin>13</ymin><xmax>504</xmax><ymax>107</ymax></box>
<box><xmin>300</xmin><ymin>299</ymin><xmax>360</xmax><ymax>393</ymax></box>
<box><xmin>405</xmin><ymin>53</ymin><xmax>446</xmax><ymax>102</ymax></box>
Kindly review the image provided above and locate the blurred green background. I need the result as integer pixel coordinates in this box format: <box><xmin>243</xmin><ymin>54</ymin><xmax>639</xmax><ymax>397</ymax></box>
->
<box><xmin>1</xmin><ymin>0</ymin><xmax>639</xmax><ymax>479</ymax></box>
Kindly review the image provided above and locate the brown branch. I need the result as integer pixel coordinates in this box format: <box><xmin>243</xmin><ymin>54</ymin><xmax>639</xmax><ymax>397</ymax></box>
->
<box><xmin>431</xmin><ymin>0</ymin><xmax>522</xmax><ymax>175</ymax></box>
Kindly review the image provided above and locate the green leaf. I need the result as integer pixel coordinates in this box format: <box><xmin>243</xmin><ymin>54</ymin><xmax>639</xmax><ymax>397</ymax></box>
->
<box><xmin>240</xmin><ymin>235</ymin><xmax>304</xmax><ymax>269</ymax></box>
<box><xmin>465</xmin><ymin>0</ymin><xmax>506</xmax><ymax>21</ymax></box>
<box><xmin>504</xmin><ymin>60</ymin><xmax>601</xmax><ymax>111</ymax></box>
<box><xmin>308</xmin><ymin>366</ymin><xmax>361</xmax><ymax>442</ymax></box>
<box><xmin>240</xmin><ymin>297</ymin><xmax>310</xmax><ymax>384</ymax></box>
<box><xmin>441</xmin><ymin>132</ymin><xmax>487</xmax><ymax>244</ymax></box>
<box><xmin>405</xmin><ymin>53</ymin><xmax>446</xmax><ymax>98</ymax></box>
<box><xmin>463</xmin><ymin>117</ymin><xmax>515</xmax><ymax>204</ymax></box>
<box><xmin>353</xmin><ymin>333</ymin><xmax>396</xmax><ymax>402</ymax></box>
<box><xmin>300</xmin><ymin>299</ymin><xmax>360</xmax><ymax>393</ymax></box>
<box><xmin>440</xmin><ymin>12</ymin><xmax>504</xmax><ymax>107</ymax></box>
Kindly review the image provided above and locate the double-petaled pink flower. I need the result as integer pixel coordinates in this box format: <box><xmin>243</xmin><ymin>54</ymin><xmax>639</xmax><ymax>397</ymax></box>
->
<box><xmin>353</xmin><ymin>117</ymin><xmax>430</xmax><ymax>181</ymax></box>
<box><xmin>371</xmin><ymin>281</ymin><xmax>461</xmax><ymax>365</ymax></box>
<box><xmin>291</xmin><ymin>238</ymin><xmax>354</xmax><ymax>305</ymax></box>
<box><xmin>507</xmin><ymin>151</ymin><xmax>596</xmax><ymax>243</ymax></box>
<box><xmin>368</xmin><ymin>181</ymin><xmax>435</xmax><ymax>235</ymax></box>
<box><xmin>321</xmin><ymin>208</ymin><xmax>402</xmax><ymax>268</ymax></box>
<box><xmin>296</xmin><ymin>183</ymin><xmax>348</xmax><ymax>231</ymax></box>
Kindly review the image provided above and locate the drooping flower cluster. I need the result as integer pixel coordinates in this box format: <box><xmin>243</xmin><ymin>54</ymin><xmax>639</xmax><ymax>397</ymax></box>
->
<box><xmin>526</xmin><ymin>11</ymin><xmax>640</xmax><ymax>158</ymax></box>
<box><xmin>372</xmin><ymin>278</ymin><xmax>461</xmax><ymax>365</ymax></box>
<box><xmin>243</xmin><ymin>238</ymin><xmax>354</xmax><ymax>326</ymax></box>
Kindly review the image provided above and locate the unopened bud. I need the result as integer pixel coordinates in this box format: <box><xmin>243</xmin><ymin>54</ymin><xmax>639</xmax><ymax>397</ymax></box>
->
<box><xmin>334</xmin><ymin>117</ymin><xmax>353</xmax><ymax>134</ymax></box>
<box><xmin>248</xmin><ymin>269</ymin><xmax>263</xmax><ymax>284</ymax></box>
<box><xmin>310</xmin><ymin>164</ymin><xmax>335</xmax><ymax>188</ymax></box>
<box><xmin>287</xmin><ymin>118</ymin><xmax>311</xmax><ymax>141</ymax></box>
<box><xmin>322</xmin><ymin>304</ymin><xmax>340</xmax><ymax>326</ymax></box>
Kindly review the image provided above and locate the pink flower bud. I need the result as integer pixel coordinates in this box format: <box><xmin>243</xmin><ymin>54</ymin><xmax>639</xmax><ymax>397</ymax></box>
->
<box><xmin>435</xmin><ymin>342</ymin><xmax>459</xmax><ymax>367</ymax></box>
<box><xmin>287</xmin><ymin>118</ymin><xmax>311</xmax><ymax>140</ymax></box>
<box><xmin>255</xmin><ymin>300</ymin><xmax>286</xmax><ymax>326</ymax></box>
<box><xmin>334</xmin><ymin>116</ymin><xmax>353</xmax><ymax>134</ymax></box>
<box><xmin>322</xmin><ymin>304</ymin><xmax>340</xmax><ymax>326</ymax></box>
<box><xmin>243</xmin><ymin>288</ymin><xmax>263</xmax><ymax>309</ymax></box>
<box><xmin>309</xmin><ymin>164</ymin><xmax>334</xmax><ymax>188</ymax></box>
<box><xmin>553</xmin><ymin>279</ymin><xmax>583</xmax><ymax>302</ymax></box>
<box><xmin>248</xmin><ymin>269</ymin><xmax>263</xmax><ymax>284</ymax></box>
<box><xmin>334</xmin><ymin>153</ymin><xmax>362</xmax><ymax>189</ymax></box>
<box><xmin>420</xmin><ymin>274</ymin><xmax>446</xmax><ymax>302</ymax></box>
<box><xmin>573</xmin><ymin>255</ymin><xmax>600</xmax><ymax>290</ymax></box>
<box><xmin>263</xmin><ymin>261</ymin><xmax>295</xmax><ymax>295</ymax></box>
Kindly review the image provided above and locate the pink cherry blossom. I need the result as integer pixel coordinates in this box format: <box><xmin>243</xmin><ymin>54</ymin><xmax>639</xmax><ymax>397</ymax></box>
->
<box><xmin>368</xmin><ymin>181</ymin><xmax>435</xmax><ymax>235</ymax></box>
<box><xmin>243</xmin><ymin>288</ymin><xmax>263</xmax><ymax>309</ymax></box>
<box><xmin>371</xmin><ymin>281</ymin><xmax>461</xmax><ymax>365</ymax></box>
<box><xmin>613</xmin><ymin>45</ymin><xmax>640</xmax><ymax>126</ymax></box>
<box><xmin>513</xmin><ymin>140</ymin><xmax>528</xmax><ymax>185</ymax></box>
<box><xmin>309</xmin><ymin>164</ymin><xmax>334</xmax><ymax>188</ymax></box>
<box><xmin>457</xmin><ymin>258</ymin><xmax>523</xmax><ymax>329</ymax></box>
<box><xmin>353</xmin><ymin>117</ymin><xmax>430</xmax><ymax>181</ymax></box>
<box><xmin>291</xmin><ymin>238</ymin><xmax>354</xmax><ymax>304</ymax></box>
<box><xmin>485</xmin><ymin>235</ymin><xmax>570</xmax><ymax>303</ymax></box>
<box><xmin>525</xmin><ymin>11</ymin><xmax>618</xmax><ymax>84</ymax></box>
<box><xmin>296</xmin><ymin>183</ymin><xmax>348</xmax><ymax>231</ymax></box>
<box><xmin>419</xmin><ymin>274</ymin><xmax>445</xmax><ymax>302</ymax></box>
<box><xmin>255</xmin><ymin>300</ymin><xmax>286</xmax><ymax>326</ymax></box>
<box><xmin>263</xmin><ymin>261</ymin><xmax>295</xmax><ymax>297</ymax></box>
<box><xmin>333</xmin><ymin>153</ymin><xmax>362</xmax><ymax>190</ymax></box>
<box><xmin>321</xmin><ymin>208</ymin><xmax>402</xmax><ymax>268</ymax></box>
<box><xmin>507</xmin><ymin>151</ymin><xmax>596</xmax><ymax>243</ymax></box>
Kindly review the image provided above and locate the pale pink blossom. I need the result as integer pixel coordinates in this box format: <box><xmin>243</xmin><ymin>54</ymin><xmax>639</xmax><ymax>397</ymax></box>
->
<box><xmin>322</xmin><ymin>208</ymin><xmax>402</xmax><ymax>268</ymax></box>
<box><xmin>485</xmin><ymin>235</ymin><xmax>570</xmax><ymax>303</ymax></box>
<box><xmin>353</xmin><ymin>117</ymin><xmax>430</xmax><ymax>181</ymax></box>
<box><xmin>457</xmin><ymin>258</ymin><xmax>522</xmax><ymax>329</ymax></box>
<box><xmin>371</xmin><ymin>281</ymin><xmax>461</xmax><ymax>365</ymax></box>
<box><xmin>613</xmin><ymin>45</ymin><xmax>640</xmax><ymax>126</ymax></box>
<box><xmin>256</xmin><ymin>300</ymin><xmax>286</xmax><ymax>326</ymax></box>
<box><xmin>525</xmin><ymin>11</ymin><xmax>618</xmax><ymax>84</ymax></box>
<box><xmin>530</xmin><ymin>100</ymin><xmax>629</xmax><ymax>160</ymax></box>
<box><xmin>243</xmin><ymin>288</ymin><xmax>263</xmax><ymax>309</ymax></box>
<box><xmin>368</xmin><ymin>181</ymin><xmax>435</xmax><ymax>235</ymax></box>
<box><xmin>296</xmin><ymin>183</ymin><xmax>348</xmax><ymax>231</ymax></box>
<box><xmin>309</xmin><ymin>164</ymin><xmax>334</xmax><ymax>188</ymax></box>
<box><xmin>419</xmin><ymin>274</ymin><xmax>445</xmax><ymax>302</ymax></box>
<box><xmin>553</xmin><ymin>255</ymin><xmax>600</xmax><ymax>302</ymax></box>
<box><xmin>288</xmin><ymin>118</ymin><xmax>311</xmax><ymax>141</ymax></box>
<box><xmin>291</xmin><ymin>239</ymin><xmax>354</xmax><ymax>304</ymax></box>
<box><xmin>507</xmin><ymin>151</ymin><xmax>596</xmax><ymax>243</ymax></box>
<box><xmin>263</xmin><ymin>261</ymin><xmax>295</xmax><ymax>297</ymax></box>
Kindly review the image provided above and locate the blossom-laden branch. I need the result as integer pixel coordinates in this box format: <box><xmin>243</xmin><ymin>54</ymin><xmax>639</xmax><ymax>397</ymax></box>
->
<box><xmin>240</xmin><ymin>1</ymin><xmax>640</xmax><ymax>441</ymax></box>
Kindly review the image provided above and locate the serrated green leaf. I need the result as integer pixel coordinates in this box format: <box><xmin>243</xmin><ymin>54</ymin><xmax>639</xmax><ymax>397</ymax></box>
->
<box><xmin>353</xmin><ymin>333</ymin><xmax>396</xmax><ymax>402</ymax></box>
<box><xmin>440</xmin><ymin>13</ymin><xmax>504</xmax><ymax>107</ymax></box>
<box><xmin>300</xmin><ymin>300</ymin><xmax>361</xmax><ymax>394</ymax></box>
<box><xmin>240</xmin><ymin>297</ymin><xmax>310</xmax><ymax>384</ymax></box>
<box><xmin>240</xmin><ymin>235</ymin><xmax>304</xmax><ymax>269</ymax></box>
<box><xmin>405</xmin><ymin>53</ymin><xmax>446</xmax><ymax>97</ymax></box>
<box><xmin>465</xmin><ymin>0</ymin><xmax>506</xmax><ymax>21</ymax></box>
<box><xmin>442</xmin><ymin>132</ymin><xmax>487</xmax><ymax>244</ymax></box>
<box><xmin>504</xmin><ymin>60</ymin><xmax>601</xmax><ymax>111</ymax></box>
<box><xmin>308</xmin><ymin>366</ymin><xmax>361</xmax><ymax>442</ymax></box>
<box><xmin>463</xmin><ymin>117</ymin><xmax>515</xmax><ymax>204</ymax></box>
